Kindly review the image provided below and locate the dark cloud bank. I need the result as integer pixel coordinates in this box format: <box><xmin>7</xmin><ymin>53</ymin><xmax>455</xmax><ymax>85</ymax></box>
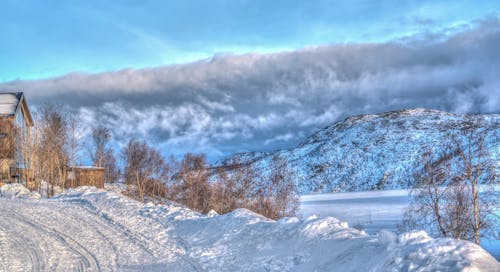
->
<box><xmin>2</xmin><ymin>18</ymin><xmax>499</xmax><ymax>160</ymax></box>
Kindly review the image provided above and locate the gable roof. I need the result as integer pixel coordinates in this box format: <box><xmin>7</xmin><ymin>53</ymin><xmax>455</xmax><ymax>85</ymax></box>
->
<box><xmin>0</xmin><ymin>92</ymin><xmax>33</xmax><ymax>126</ymax></box>
<box><xmin>0</xmin><ymin>93</ymin><xmax>19</xmax><ymax>115</ymax></box>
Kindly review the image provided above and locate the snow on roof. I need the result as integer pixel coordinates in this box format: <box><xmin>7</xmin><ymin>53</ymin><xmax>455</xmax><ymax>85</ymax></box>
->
<box><xmin>0</xmin><ymin>93</ymin><xmax>20</xmax><ymax>116</ymax></box>
<box><xmin>68</xmin><ymin>166</ymin><xmax>106</xmax><ymax>170</ymax></box>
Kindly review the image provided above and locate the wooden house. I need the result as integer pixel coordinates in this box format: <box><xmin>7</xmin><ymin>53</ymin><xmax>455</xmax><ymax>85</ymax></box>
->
<box><xmin>0</xmin><ymin>92</ymin><xmax>33</xmax><ymax>182</ymax></box>
<box><xmin>1</xmin><ymin>92</ymin><xmax>105</xmax><ymax>189</ymax></box>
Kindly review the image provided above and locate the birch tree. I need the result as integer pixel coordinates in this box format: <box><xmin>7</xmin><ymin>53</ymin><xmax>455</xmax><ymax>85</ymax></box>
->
<box><xmin>401</xmin><ymin>115</ymin><xmax>498</xmax><ymax>245</ymax></box>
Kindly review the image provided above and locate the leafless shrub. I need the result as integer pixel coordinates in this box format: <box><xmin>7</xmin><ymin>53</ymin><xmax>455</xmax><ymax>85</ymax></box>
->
<box><xmin>209</xmin><ymin>157</ymin><xmax>258</xmax><ymax>214</ymax></box>
<box><xmin>250</xmin><ymin>155</ymin><xmax>299</xmax><ymax>220</ymax></box>
<box><xmin>122</xmin><ymin>139</ymin><xmax>170</xmax><ymax>202</ymax></box>
<box><xmin>167</xmin><ymin>153</ymin><xmax>298</xmax><ymax>219</ymax></box>
<box><xmin>401</xmin><ymin>115</ymin><xmax>498</xmax><ymax>245</ymax></box>
<box><xmin>171</xmin><ymin>153</ymin><xmax>211</xmax><ymax>213</ymax></box>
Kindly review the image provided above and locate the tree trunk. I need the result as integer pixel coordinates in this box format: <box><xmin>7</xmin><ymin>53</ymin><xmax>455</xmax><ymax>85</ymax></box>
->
<box><xmin>471</xmin><ymin>180</ymin><xmax>480</xmax><ymax>245</ymax></box>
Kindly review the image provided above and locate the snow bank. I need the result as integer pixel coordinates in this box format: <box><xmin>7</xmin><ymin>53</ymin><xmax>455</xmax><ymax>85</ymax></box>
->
<box><xmin>0</xmin><ymin>183</ymin><xmax>40</xmax><ymax>199</ymax></box>
<box><xmin>50</xmin><ymin>187</ymin><xmax>499</xmax><ymax>271</ymax></box>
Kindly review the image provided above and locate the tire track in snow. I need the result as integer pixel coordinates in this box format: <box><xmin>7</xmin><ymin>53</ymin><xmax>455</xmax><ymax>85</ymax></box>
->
<box><xmin>0</xmin><ymin>201</ymin><xmax>100</xmax><ymax>271</ymax></box>
<box><xmin>0</xmin><ymin>196</ymin><xmax>205</xmax><ymax>271</ymax></box>
<box><xmin>65</xmin><ymin>211</ymin><xmax>121</xmax><ymax>269</ymax></box>
<box><xmin>73</xmin><ymin>198</ymin><xmax>205</xmax><ymax>272</ymax></box>
<box><xmin>74</xmin><ymin>200</ymin><xmax>157</xmax><ymax>256</ymax></box>
<box><xmin>8</xmin><ymin>209</ymin><xmax>100</xmax><ymax>271</ymax></box>
<box><xmin>0</xmin><ymin>223</ymin><xmax>46</xmax><ymax>272</ymax></box>
<box><xmin>62</xmin><ymin>204</ymin><xmax>165</xmax><ymax>270</ymax></box>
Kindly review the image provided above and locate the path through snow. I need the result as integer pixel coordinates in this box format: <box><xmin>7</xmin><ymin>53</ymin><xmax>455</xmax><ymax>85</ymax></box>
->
<box><xmin>0</xmin><ymin>185</ymin><xmax>497</xmax><ymax>271</ymax></box>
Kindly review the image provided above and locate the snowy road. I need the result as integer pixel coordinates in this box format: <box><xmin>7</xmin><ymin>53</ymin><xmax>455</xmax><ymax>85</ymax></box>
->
<box><xmin>0</xmin><ymin>200</ymin><xmax>102</xmax><ymax>271</ymax></box>
<box><xmin>0</xmin><ymin>186</ymin><xmax>497</xmax><ymax>271</ymax></box>
<box><xmin>0</xmin><ymin>197</ymin><xmax>199</xmax><ymax>271</ymax></box>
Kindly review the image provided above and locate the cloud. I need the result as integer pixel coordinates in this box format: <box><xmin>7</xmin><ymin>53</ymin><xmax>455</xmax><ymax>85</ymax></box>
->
<box><xmin>1</xmin><ymin>18</ymin><xmax>499</xmax><ymax>161</ymax></box>
<box><xmin>264</xmin><ymin>133</ymin><xmax>296</xmax><ymax>146</ymax></box>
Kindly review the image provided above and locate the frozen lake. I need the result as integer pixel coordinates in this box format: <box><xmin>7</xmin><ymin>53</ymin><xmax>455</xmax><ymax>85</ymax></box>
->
<box><xmin>300</xmin><ymin>189</ymin><xmax>499</xmax><ymax>260</ymax></box>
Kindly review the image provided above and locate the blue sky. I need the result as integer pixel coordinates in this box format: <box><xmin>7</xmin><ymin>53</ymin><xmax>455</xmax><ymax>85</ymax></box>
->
<box><xmin>1</xmin><ymin>0</ymin><xmax>499</xmax><ymax>82</ymax></box>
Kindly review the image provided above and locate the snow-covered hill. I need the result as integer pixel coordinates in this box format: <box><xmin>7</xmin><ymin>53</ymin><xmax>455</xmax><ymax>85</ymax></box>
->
<box><xmin>0</xmin><ymin>184</ymin><xmax>498</xmax><ymax>271</ymax></box>
<box><xmin>218</xmin><ymin>109</ymin><xmax>500</xmax><ymax>193</ymax></box>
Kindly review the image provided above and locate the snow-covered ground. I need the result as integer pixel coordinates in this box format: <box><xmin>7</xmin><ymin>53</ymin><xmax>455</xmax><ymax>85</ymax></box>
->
<box><xmin>300</xmin><ymin>189</ymin><xmax>500</xmax><ymax>261</ymax></box>
<box><xmin>0</xmin><ymin>184</ymin><xmax>498</xmax><ymax>271</ymax></box>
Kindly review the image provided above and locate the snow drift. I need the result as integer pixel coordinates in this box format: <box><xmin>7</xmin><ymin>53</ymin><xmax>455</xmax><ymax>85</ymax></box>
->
<box><xmin>0</xmin><ymin>183</ymin><xmax>41</xmax><ymax>199</ymax></box>
<box><xmin>0</xmin><ymin>184</ymin><xmax>497</xmax><ymax>271</ymax></box>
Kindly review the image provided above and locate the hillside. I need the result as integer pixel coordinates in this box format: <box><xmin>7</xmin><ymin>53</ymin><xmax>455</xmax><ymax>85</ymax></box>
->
<box><xmin>0</xmin><ymin>184</ymin><xmax>497</xmax><ymax>271</ymax></box>
<box><xmin>218</xmin><ymin>109</ymin><xmax>499</xmax><ymax>193</ymax></box>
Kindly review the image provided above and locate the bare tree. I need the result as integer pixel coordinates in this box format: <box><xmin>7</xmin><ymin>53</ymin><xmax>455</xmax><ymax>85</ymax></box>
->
<box><xmin>122</xmin><ymin>139</ymin><xmax>169</xmax><ymax>202</ymax></box>
<box><xmin>401</xmin><ymin>115</ymin><xmax>498</xmax><ymax>245</ymax></box>
<box><xmin>251</xmin><ymin>155</ymin><xmax>299</xmax><ymax>220</ymax></box>
<box><xmin>451</xmin><ymin>115</ymin><xmax>497</xmax><ymax>244</ymax></box>
<box><xmin>67</xmin><ymin>114</ymin><xmax>82</xmax><ymax>169</ymax></box>
<box><xmin>210</xmin><ymin>167</ymin><xmax>230</xmax><ymax>213</ymax></box>
<box><xmin>90</xmin><ymin>126</ymin><xmax>119</xmax><ymax>183</ymax></box>
<box><xmin>203</xmin><ymin>154</ymin><xmax>299</xmax><ymax>219</ymax></box>
<box><xmin>38</xmin><ymin>105</ymin><xmax>68</xmax><ymax>195</ymax></box>
<box><xmin>173</xmin><ymin>153</ymin><xmax>211</xmax><ymax>213</ymax></box>
<box><xmin>209</xmin><ymin>156</ymin><xmax>259</xmax><ymax>214</ymax></box>
<box><xmin>16</xmin><ymin>117</ymin><xmax>40</xmax><ymax>190</ymax></box>
<box><xmin>103</xmin><ymin>149</ymin><xmax>120</xmax><ymax>183</ymax></box>
<box><xmin>90</xmin><ymin>126</ymin><xmax>110</xmax><ymax>168</ymax></box>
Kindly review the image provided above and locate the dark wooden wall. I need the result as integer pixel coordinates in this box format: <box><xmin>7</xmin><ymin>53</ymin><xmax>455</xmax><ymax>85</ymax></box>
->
<box><xmin>67</xmin><ymin>168</ymin><xmax>105</xmax><ymax>189</ymax></box>
<box><xmin>0</xmin><ymin>116</ymin><xmax>15</xmax><ymax>181</ymax></box>
<box><xmin>0</xmin><ymin>116</ymin><xmax>14</xmax><ymax>159</ymax></box>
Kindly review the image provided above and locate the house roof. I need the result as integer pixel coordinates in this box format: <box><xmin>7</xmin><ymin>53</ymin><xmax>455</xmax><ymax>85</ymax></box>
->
<box><xmin>0</xmin><ymin>93</ymin><xmax>20</xmax><ymax>115</ymax></box>
<box><xmin>0</xmin><ymin>92</ymin><xmax>33</xmax><ymax>126</ymax></box>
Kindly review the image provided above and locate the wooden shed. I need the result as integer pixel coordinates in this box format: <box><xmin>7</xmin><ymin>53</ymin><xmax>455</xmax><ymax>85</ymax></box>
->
<box><xmin>66</xmin><ymin>166</ymin><xmax>105</xmax><ymax>189</ymax></box>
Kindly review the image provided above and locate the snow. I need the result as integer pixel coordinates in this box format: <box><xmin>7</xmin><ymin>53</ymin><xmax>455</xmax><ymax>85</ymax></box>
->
<box><xmin>0</xmin><ymin>93</ymin><xmax>18</xmax><ymax>115</ymax></box>
<box><xmin>0</xmin><ymin>183</ymin><xmax>41</xmax><ymax>199</ymax></box>
<box><xmin>218</xmin><ymin>109</ymin><xmax>500</xmax><ymax>193</ymax></box>
<box><xmin>301</xmin><ymin>189</ymin><xmax>410</xmax><ymax>233</ymax></box>
<box><xmin>0</xmin><ymin>183</ymin><xmax>497</xmax><ymax>271</ymax></box>
<box><xmin>300</xmin><ymin>189</ymin><xmax>500</xmax><ymax>262</ymax></box>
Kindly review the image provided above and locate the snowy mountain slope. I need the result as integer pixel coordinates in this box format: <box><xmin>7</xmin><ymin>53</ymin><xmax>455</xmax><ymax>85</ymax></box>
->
<box><xmin>218</xmin><ymin>108</ymin><xmax>500</xmax><ymax>193</ymax></box>
<box><xmin>0</xmin><ymin>184</ymin><xmax>498</xmax><ymax>271</ymax></box>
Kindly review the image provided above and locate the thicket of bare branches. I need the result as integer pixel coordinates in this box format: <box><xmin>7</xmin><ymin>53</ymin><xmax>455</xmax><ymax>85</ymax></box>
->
<box><xmin>16</xmin><ymin>115</ymin><xmax>39</xmax><ymax>190</ymax></box>
<box><xmin>170</xmin><ymin>153</ymin><xmax>211</xmax><ymax>212</ymax></box>
<box><xmin>210</xmin><ymin>158</ymin><xmax>257</xmax><ymax>214</ymax></box>
<box><xmin>401</xmin><ymin>115</ymin><xmax>498</xmax><ymax>245</ymax></box>
<box><xmin>254</xmin><ymin>155</ymin><xmax>299</xmax><ymax>219</ymax></box>
<box><xmin>38</xmin><ymin>105</ymin><xmax>69</xmax><ymax>196</ymax></box>
<box><xmin>167</xmin><ymin>153</ymin><xmax>299</xmax><ymax>219</ymax></box>
<box><xmin>6</xmin><ymin>105</ymin><xmax>299</xmax><ymax>219</ymax></box>
<box><xmin>122</xmin><ymin>139</ymin><xmax>170</xmax><ymax>202</ymax></box>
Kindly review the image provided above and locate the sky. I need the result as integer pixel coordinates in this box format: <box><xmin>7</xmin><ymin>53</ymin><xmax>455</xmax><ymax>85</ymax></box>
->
<box><xmin>1</xmin><ymin>1</ymin><xmax>500</xmax><ymax>161</ymax></box>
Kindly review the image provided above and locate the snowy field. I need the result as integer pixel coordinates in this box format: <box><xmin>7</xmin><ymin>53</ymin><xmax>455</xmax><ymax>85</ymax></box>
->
<box><xmin>300</xmin><ymin>189</ymin><xmax>500</xmax><ymax>261</ymax></box>
<box><xmin>0</xmin><ymin>184</ymin><xmax>497</xmax><ymax>271</ymax></box>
